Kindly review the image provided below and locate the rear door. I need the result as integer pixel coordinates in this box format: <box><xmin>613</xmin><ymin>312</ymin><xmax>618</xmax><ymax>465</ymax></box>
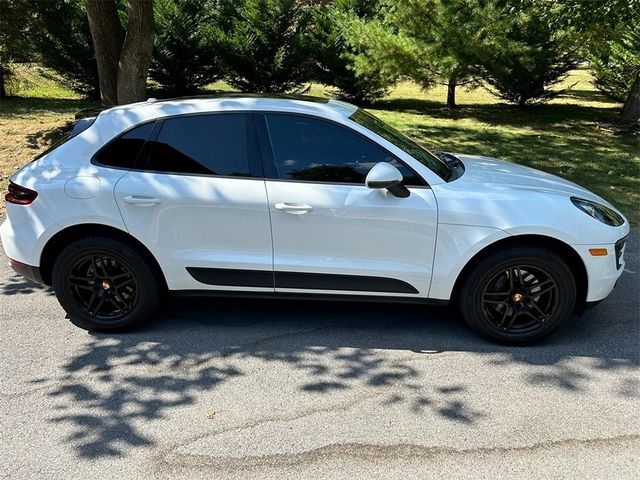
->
<box><xmin>112</xmin><ymin>113</ymin><xmax>274</xmax><ymax>292</ymax></box>
<box><xmin>258</xmin><ymin>113</ymin><xmax>438</xmax><ymax>298</ymax></box>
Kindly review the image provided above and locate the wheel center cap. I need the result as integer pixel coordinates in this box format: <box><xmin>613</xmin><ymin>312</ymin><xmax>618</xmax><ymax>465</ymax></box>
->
<box><xmin>102</xmin><ymin>280</ymin><xmax>111</xmax><ymax>290</ymax></box>
<box><xmin>512</xmin><ymin>292</ymin><xmax>524</xmax><ymax>302</ymax></box>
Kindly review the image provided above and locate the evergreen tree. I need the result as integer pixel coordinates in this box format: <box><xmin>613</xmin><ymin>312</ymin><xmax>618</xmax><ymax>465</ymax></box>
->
<box><xmin>589</xmin><ymin>28</ymin><xmax>640</xmax><ymax>103</ymax></box>
<box><xmin>150</xmin><ymin>0</ymin><xmax>223</xmax><ymax>96</ymax></box>
<box><xmin>216</xmin><ymin>0</ymin><xmax>314</xmax><ymax>93</ymax></box>
<box><xmin>311</xmin><ymin>0</ymin><xmax>395</xmax><ymax>103</ymax></box>
<box><xmin>346</xmin><ymin>0</ymin><xmax>488</xmax><ymax>108</ymax></box>
<box><xmin>536</xmin><ymin>0</ymin><xmax>640</xmax><ymax>120</ymax></box>
<box><xmin>478</xmin><ymin>1</ymin><xmax>577</xmax><ymax>106</ymax></box>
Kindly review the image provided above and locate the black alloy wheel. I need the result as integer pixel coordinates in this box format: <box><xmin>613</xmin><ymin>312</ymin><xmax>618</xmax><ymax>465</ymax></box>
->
<box><xmin>52</xmin><ymin>236</ymin><xmax>162</xmax><ymax>331</ymax></box>
<box><xmin>481</xmin><ymin>265</ymin><xmax>559</xmax><ymax>335</ymax></box>
<box><xmin>459</xmin><ymin>246</ymin><xmax>576</xmax><ymax>344</ymax></box>
<box><xmin>67</xmin><ymin>253</ymin><xmax>139</xmax><ymax>321</ymax></box>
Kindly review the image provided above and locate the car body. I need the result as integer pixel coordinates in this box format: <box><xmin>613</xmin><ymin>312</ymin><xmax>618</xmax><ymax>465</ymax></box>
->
<box><xmin>1</xmin><ymin>95</ymin><xmax>630</xmax><ymax>342</ymax></box>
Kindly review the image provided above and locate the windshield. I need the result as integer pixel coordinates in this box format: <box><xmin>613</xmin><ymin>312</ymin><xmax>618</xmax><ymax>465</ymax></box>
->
<box><xmin>349</xmin><ymin>109</ymin><xmax>452</xmax><ymax>181</ymax></box>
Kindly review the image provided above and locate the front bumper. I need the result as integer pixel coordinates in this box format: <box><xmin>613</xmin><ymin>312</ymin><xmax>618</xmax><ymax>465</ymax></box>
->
<box><xmin>574</xmin><ymin>236</ymin><xmax>628</xmax><ymax>302</ymax></box>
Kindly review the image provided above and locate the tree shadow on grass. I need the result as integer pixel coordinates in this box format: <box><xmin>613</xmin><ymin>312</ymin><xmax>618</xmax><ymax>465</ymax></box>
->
<box><xmin>28</xmin><ymin>231</ymin><xmax>639</xmax><ymax>459</ymax></box>
<box><xmin>0</xmin><ymin>97</ymin><xmax>99</xmax><ymax>117</ymax></box>
<box><xmin>371</xmin><ymin>98</ymin><xmax>623</xmax><ymax>128</ymax></box>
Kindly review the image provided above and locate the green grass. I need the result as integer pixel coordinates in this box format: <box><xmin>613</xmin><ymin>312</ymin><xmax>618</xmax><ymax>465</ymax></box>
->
<box><xmin>1</xmin><ymin>66</ymin><xmax>638</xmax><ymax>223</ymax></box>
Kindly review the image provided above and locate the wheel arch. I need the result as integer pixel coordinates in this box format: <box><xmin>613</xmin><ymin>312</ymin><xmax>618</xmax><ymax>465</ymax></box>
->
<box><xmin>450</xmin><ymin>234</ymin><xmax>588</xmax><ymax>311</ymax></box>
<box><xmin>39</xmin><ymin>223</ymin><xmax>167</xmax><ymax>290</ymax></box>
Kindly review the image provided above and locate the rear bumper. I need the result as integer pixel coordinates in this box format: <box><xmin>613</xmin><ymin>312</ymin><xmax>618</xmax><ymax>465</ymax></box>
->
<box><xmin>1</xmin><ymin>215</ymin><xmax>45</xmax><ymax>266</ymax></box>
<box><xmin>8</xmin><ymin>258</ymin><xmax>45</xmax><ymax>285</ymax></box>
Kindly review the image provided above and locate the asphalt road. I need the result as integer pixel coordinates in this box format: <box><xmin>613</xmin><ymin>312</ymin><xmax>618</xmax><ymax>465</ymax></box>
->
<box><xmin>1</xmin><ymin>231</ymin><xmax>638</xmax><ymax>479</ymax></box>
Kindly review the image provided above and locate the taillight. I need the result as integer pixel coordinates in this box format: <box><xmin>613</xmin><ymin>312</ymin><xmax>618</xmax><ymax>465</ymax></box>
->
<box><xmin>5</xmin><ymin>181</ymin><xmax>38</xmax><ymax>205</ymax></box>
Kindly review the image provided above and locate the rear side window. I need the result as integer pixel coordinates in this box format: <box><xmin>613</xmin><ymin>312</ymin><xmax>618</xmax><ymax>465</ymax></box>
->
<box><xmin>144</xmin><ymin>113</ymin><xmax>258</xmax><ymax>177</ymax></box>
<box><xmin>265</xmin><ymin>114</ymin><xmax>425</xmax><ymax>186</ymax></box>
<box><xmin>95</xmin><ymin>122</ymin><xmax>155</xmax><ymax>168</ymax></box>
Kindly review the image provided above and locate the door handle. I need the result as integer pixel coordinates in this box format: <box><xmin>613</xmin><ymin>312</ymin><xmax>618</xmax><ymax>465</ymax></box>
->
<box><xmin>123</xmin><ymin>195</ymin><xmax>162</xmax><ymax>207</ymax></box>
<box><xmin>275</xmin><ymin>202</ymin><xmax>313</xmax><ymax>214</ymax></box>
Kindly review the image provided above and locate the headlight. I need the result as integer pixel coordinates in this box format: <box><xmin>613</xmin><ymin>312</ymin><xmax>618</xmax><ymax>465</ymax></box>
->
<box><xmin>571</xmin><ymin>197</ymin><xmax>625</xmax><ymax>226</ymax></box>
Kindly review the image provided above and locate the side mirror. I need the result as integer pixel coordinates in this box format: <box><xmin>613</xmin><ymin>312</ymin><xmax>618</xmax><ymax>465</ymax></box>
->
<box><xmin>365</xmin><ymin>162</ymin><xmax>410</xmax><ymax>198</ymax></box>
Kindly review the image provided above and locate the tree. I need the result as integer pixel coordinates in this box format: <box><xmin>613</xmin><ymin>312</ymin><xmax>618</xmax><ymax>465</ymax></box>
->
<box><xmin>29</xmin><ymin>0</ymin><xmax>99</xmax><ymax>98</ymax></box>
<box><xmin>346</xmin><ymin>0</ymin><xmax>488</xmax><ymax>108</ymax></box>
<box><xmin>150</xmin><ymin>0</ymin><xmax>223</xmax><ymax>96</ymax></box>
<box><xmin>83</xmin><ymin>0</ymin><xmax>154</xmax><ymax>105</ymax></box>
<box><xmin>216</xmin><ymin>0</ymin><xmax>314</xmax><ymax>93</ymax></box>
<box><xmin>536</xmin><ymin>0</ymin><xmax>640</xmax><ymax>120</ymax></box>
<box><xmin>310</xmin><ymin>0</ymin><xmax>395</xmax><ymax>103</ymax></box>
<box><xmin>478</xmin><ymin>1</ymin><xmax>577</xmax><ymax>106</ymax></box>
<box><xmin>589</xmin><ymin>28</ymin><xmax>640</xmax><ymax>103</ymax></box>
<box><xmin>621</xmin><ymin>72</ymin><xmax>640</xmax><ymax>123</ymax></box>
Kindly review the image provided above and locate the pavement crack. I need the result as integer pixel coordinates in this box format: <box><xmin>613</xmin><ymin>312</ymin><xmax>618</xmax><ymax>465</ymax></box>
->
<box><xmin>156</xmin><ymin>434</ymin><xmax>640</xmax><ymax>472</ymax></box>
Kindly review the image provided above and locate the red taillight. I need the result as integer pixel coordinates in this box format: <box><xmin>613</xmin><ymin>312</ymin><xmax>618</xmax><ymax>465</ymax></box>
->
<box><xmin>5</xmin><ymin>181</ymin><xmax>38</xmax><ymax>205</ymax></box>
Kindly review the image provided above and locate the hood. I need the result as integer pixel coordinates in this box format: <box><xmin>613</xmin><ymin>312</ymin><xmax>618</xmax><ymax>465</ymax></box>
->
<box><xmin>451</xmin><ymin>153</ymin><xmax>604</xmax><ymax>203</ymax></box>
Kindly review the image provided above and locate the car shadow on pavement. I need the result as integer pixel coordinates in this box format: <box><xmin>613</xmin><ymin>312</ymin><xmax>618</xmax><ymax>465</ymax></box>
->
<box><xmin>21</xmin><ymin>232</ymin><xmax>639</xmax><ymax>459</ymax></box>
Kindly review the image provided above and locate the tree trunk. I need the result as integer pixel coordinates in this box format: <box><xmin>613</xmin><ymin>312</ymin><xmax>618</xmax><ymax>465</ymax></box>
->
<box><xmin>83</xmin><ymin>0</ymin><xmax>125</xmax><ymax>105</ymax></box>
<box><xmin>117</xmin><ymin>0</ymin><xmax>154</xmax><ymax>104</ymax></box>
<box><xmin>621</xmin><ymin>70</ymin><xmax>640</xmax><ymax>123</ymax></box>
<box><xmin>446</xmin><ymin>77</ymin><xmax>457</xmax><ymax>109</ymax></box>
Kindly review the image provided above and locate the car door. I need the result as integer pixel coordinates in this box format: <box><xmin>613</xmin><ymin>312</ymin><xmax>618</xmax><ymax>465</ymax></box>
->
<box><xmin>258</xmin><ymin>113</ymin><xmax>438</xmax><ymax>297</ymax></box>
<box><xmin>113</xmin><ymin>112</ymin><xmax>274</xmax><ymax>292</ymax></box>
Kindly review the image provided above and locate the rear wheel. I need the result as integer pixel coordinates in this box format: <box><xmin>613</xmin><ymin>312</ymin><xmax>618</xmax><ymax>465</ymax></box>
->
<box><xmin>52</xmin><ymin>236</ymin><xmax>162</xmax><ymax>332</ymax></box>
<box><xmin>459</xmin><ymin>246</ymin><xmax>576</xmax><ymax>344</ymax></box>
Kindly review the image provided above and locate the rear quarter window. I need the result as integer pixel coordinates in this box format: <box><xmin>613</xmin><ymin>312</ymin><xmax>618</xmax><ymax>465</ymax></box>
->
<box><xmin>94</xmin><ymin>122</ymin><xmax>155</xmax><ymax>169</ymax></box>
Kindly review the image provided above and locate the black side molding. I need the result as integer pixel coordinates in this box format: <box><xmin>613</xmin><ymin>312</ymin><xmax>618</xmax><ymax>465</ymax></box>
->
<box><xmin>186</xmin><ymin>267</ymin><xmax>273</xmax><ymax>288</ymax></box>
<box><xmin>185</xmin><ymin>267</ymin><xmax>419</xmax><ymax>294</ymax></box>
<box><xmin>274</xmin><ymin>271</ymin><xmax>418</xmax><ymax>294</ymax></box>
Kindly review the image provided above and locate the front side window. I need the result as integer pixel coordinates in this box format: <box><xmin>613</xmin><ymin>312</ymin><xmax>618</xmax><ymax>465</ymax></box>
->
<box><xmin>265</xmin><ymin>113</ymin><xmax>426</xmax><ymax>186</ymax></box>
<box><xmin>94</xmin><ymin>122</ymin><xmax>155</xmax><ymax>169</ymax></box>
<box><xmin>145</xmin><ymin>113</ymin><xmax>258</xmax><ymax>177</ymax></box>
<box><xmin>349</xmin><ymin>109</ymin><xmax>452</xmax><ymax>181</ymax></box>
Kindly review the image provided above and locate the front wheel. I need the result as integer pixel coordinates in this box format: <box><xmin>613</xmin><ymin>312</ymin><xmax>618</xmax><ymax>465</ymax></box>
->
<box><xmin>52</xmin><ymin>236</ymin><xmax>162</xmax><ymax>332</ymax></box>
<box><xmin>459</xmin><ymin>246</ymin><xmax>577</xmax><ymax>344</ymax></box>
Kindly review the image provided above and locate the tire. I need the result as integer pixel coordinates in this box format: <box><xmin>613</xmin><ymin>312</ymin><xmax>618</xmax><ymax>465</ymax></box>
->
<box><xmin>458</xmin><ymin>246</ymin><xmax>576</xmax><ymax>344</ymax></box>
<box><xmin>52</xmin><ymin>236</ymin><xmax>162</xmax><ymax>332</ymax></box>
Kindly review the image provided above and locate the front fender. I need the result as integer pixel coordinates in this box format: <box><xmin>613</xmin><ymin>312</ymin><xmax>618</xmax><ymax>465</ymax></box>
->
<box><xmin>428</xmin><ymin>224</ymin><xmax>511</xmax><ymax>300</ymax></box>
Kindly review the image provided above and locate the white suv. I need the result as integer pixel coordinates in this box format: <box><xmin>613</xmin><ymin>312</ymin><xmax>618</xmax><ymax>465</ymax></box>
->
<box><xmin>1</xmin><ymin>95</ymin><xmax>629</xmax><ymax>343</ymax></box>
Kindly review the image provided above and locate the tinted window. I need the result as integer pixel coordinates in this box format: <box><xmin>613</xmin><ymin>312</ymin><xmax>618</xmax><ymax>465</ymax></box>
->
<box><xmin>95</xmin><ymin>122</ymin><xmax>154</xmax><ymax>168</ymax></box>
<box><xmin>145</xmin><ymin>114</ymin><xmax>255</xmax><ymax>176</ymax></box>
<box><xmin>265</xmin><ymin>114</ymin><xmax>425</xmax><ymax>185</ymax></box>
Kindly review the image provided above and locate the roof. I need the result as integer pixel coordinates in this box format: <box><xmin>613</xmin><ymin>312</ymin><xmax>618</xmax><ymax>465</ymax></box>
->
<box><xmin>97</xmin><ymin>94</ymin><xmax>359</xmax><ymax>126</ymax></box>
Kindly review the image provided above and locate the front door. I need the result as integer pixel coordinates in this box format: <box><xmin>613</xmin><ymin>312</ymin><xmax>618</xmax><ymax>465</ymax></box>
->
<box><xmin>259</xmin><ymin>113</ymin><xmax>438</xmax><ymax>297</ymax></box>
